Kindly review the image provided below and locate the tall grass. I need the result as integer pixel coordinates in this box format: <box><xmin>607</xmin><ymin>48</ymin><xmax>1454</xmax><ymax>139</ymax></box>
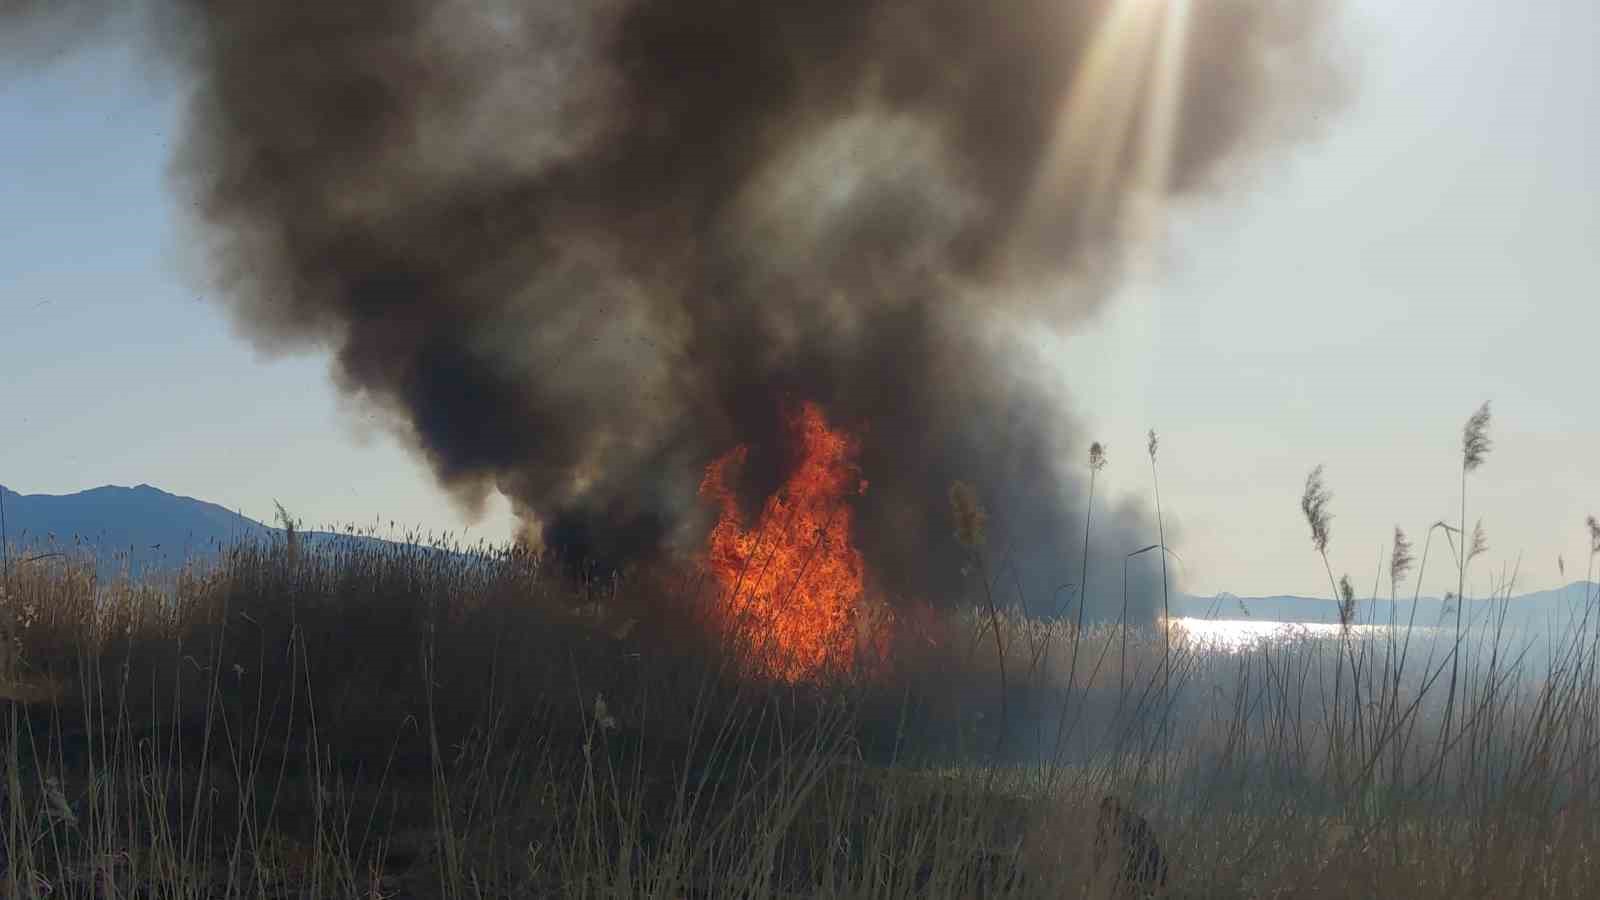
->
<box><xmin>0</xmin><ymin>424</ymin><xmax>1597</xmax><ymax>896</ymax></box>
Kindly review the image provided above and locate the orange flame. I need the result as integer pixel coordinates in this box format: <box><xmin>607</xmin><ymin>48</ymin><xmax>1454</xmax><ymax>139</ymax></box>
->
<box><xmin>699</xmin><ymin>402</ymin><xmax>870</xmax><ymax>682</ymax></box>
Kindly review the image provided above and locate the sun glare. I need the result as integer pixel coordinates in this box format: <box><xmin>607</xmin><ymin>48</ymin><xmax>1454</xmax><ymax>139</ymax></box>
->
<box><xmin>1027</xmin><ymin>0</ymin><xmax>1194</xmax><ymax>250</ymax></box>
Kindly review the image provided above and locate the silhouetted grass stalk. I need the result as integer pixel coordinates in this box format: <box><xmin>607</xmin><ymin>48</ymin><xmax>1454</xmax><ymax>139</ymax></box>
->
<box><xmin>1443</xmin><ymin>403</ymin><xmax>1492</xmax><ymax>767</ymax></box>
<box><xmin>1052</xmin><ymin>443</ymin><xmax>1105</xmax><ymax>769</ymax></box>
<box><xmin>1148</xmin><ymin>430</ymin><xmax>1173</xmax><ymax>761</ymax></box>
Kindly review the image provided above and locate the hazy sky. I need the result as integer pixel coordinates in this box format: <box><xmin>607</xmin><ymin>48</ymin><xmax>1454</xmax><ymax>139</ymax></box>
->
<box><xmin>3</xmin><ymin>0</ymin><xmax>1595</xmax><ymax>600</ymax></box>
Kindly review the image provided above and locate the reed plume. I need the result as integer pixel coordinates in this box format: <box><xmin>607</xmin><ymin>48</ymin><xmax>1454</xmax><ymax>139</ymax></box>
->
<box><xmin>1468</xmin><ymin>520</ymin><xmax>1489</xmax><ymax>563</ymax></box>
<box><xmin>1298</xmin><ymin>466</ymin><xmax>1341</xmax><ymax>604</ymax></box>
<box><xmin>1391</xmin><ymin>527</ymin><xmax>1415</xmax><ymax>589</ymax></box>
<box><xmin>1462</xmin><ymin>402</ymin><xmax>1492</xmax><ymax>472</ymax></box>
<box><xmin>1301</xmin><ymin>466</ymin><xmax>1333</xmax><ymax>555</ymax></box>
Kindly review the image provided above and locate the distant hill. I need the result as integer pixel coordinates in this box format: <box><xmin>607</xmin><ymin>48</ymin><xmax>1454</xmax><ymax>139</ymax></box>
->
<box><xmin>0</xmin><ymin>483</ymin><xmax>403</xmax><ymax>581</ymax></box>
<box><xmin>5</xmin><ymin>483</ymin><xmax>1596</xmax><ymax>627</ymax></box>
<box><xmin>1173</xmin><ymin>583</ymin><xmax>1600</xmax><ymax>632</ymax></box>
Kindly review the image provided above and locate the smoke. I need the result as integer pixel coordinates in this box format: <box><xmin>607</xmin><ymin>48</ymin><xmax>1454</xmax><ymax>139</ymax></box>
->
<box><xmin>1</xmin><ymin>0</ymin><xmax>123</xmax><ymax>64</ymax></box>
<box><xmin>7</xmin><ymin>0</ymin><xmax>1342</xmax><ymax>619</ymax></box>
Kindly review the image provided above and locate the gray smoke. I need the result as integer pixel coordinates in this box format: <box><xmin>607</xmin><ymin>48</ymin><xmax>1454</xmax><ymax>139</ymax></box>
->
<box><xmin>6</xmin><ymin>0</ymin><xmax>1342</xmax><ymax>617</ymax></box>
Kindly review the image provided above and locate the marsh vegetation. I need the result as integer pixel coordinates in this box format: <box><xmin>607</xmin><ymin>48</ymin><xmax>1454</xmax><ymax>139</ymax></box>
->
<box><xmin>1</xmin><ymin>408</ymin><xmax>1596</xmax><ymax>898</ymax></box>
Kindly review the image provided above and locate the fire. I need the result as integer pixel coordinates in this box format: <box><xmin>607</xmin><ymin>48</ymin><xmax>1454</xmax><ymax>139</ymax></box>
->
<box><xmin>699</xmin><ymin>402</ymin><xmax>870</xmax><ymax>682</ymax></box>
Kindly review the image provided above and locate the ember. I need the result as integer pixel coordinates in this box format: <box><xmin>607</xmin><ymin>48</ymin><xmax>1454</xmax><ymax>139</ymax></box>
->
<box><xmin>699</xmin><ymin>403</ymin><xmax>870</xmax><ymax>682</ymax></box>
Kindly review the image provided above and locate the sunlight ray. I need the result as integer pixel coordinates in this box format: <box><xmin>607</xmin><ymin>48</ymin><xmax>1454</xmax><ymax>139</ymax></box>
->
<box><xmin>1026</xmin><ymin>0</ymin><xmax>1196</xmax><ymax>264</ymax></box>
<box><xmin>1027</xmin><ymin>0</ymin><xmax>1165</xmax><ymax>240</ymax></box>
<box><xmin>1128</xmin><ymin>0</ymin><xmax>1194</xmax><ymax>246</ymax></box>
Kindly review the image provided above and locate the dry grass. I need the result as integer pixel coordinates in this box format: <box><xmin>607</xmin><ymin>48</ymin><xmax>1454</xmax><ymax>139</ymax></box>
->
<box><xmin>2</xmin><ymin>406</ymin><xmax>1599</xmax><ymax>899</ymax></box>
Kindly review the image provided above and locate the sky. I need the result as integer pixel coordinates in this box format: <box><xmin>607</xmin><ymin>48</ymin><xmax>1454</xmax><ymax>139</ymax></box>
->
<box><xmin>2</xmin><ymin>0</ymin><xmax>1596</xmax><ymax>600</ymax></box>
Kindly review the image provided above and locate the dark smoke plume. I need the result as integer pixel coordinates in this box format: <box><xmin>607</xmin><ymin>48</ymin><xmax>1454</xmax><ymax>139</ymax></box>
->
<box><xmin>7</xmin><ymin>0</ymin><xmax>1341</xmax><ymax>619</ymax></box>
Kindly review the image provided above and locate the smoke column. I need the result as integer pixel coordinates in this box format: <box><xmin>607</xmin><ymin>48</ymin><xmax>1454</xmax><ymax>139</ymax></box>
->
<box><xmin>5</xmin><ymin>0</ymin><xmax>1341</xmax><ymax>618</ymax></box>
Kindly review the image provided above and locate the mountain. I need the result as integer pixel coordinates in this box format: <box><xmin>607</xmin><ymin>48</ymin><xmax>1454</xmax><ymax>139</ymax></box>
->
<box><xmin>0</xmin><ymin>483</ymin><xmax>398</xmax><ymax>581</ymax></box>
<box><xmin>1172</xmin><ymin>583</ymin><xmax>1600</xmax><ymax>631</ymax></box>
<box><xmin>6</xmin><ymin>483</ymin><xmax>1596</xmax><ymax>626</ymax></box>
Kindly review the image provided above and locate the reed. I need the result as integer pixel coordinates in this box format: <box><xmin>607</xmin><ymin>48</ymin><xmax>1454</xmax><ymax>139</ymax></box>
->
<box><xmin>0</xmin><ymin>415</ymin><xmax>1595</xmax><ymax>897</ymax></box>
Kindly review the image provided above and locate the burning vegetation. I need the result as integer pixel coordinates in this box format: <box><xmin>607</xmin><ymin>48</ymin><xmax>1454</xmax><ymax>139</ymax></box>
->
<box><xmin>699</xmin><ymin>402</ymin><xmax>872</xmax><ymax>682</ymax></box>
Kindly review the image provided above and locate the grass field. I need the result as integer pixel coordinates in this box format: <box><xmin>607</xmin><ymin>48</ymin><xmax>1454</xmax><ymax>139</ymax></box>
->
<box><xmin>3</xmin><ymin>408</ymin><xmax>1599</xmax><ymax>898</ymax></box>
<box><xmin>1</xmin><ymin>524</ymin><xmax>1596</xmax><ymax>899</ymax></box>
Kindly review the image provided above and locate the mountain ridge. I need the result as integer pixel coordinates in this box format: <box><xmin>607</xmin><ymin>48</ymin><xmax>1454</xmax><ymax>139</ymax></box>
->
<box><xmin>4</xmin><ymin>484</ymin><xmax>1596</xmax><ymax>628</ymax></box>
<box><xmin>0</xmin><ymin>482</ymin><xmax>405</xmax><ymax>580</ymax></box>
<box><xmin>1170</xmin><ymin>582</ymin><xmax>1600</xmax><ymax>629</ymax></box>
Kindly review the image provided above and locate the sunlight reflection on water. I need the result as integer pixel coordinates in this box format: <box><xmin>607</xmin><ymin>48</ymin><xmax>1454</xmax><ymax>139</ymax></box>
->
<box><xmin>1166</xmin><ymin>615</ymin><xmax>1587</xmax><ymax>679</ymax></box>
<box><xmin>1168</xmin><ymin>617</ymin><xmax>1434</xmax><ymax>654</ymax></box>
